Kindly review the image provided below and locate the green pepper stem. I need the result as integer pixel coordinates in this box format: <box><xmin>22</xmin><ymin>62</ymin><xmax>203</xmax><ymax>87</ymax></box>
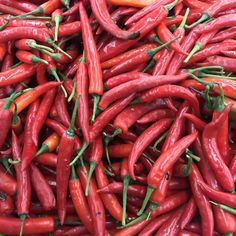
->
<box><xmin>189</xmin><ymin>73</ymin><xmax>214</xmax><ymax>90</ymax></box>
<box><xmin>19</xmin><ymin>214</ymin><xmax>26</xmax><ymax>236</ymax></box>
<box><xmin>122</xmin><ymin>175</ymin><xmax>130</xmax><ymax>226</ymax></box>
<box><xmin>147</xmin><ymin>35</ymin><xmax>181</xmax><ymax>58</ymax></box>
<box><xmin>152</xmin><ymin>35</ymin><xmax>167</xmax><ymax>48</ymax></box>
<box><xmin>50</xmin><ymin>68</ymin><xmax>68</xmax><ymax>98</ymax></box>
<box><xmin>62</xmin><ymin>0</ymin><xmax>70</xmax><ymax>9</ymax></box>
<box><xmin>91</xmin><ymin>95</ymin><xmax>100</xmax><ymax>122</ymax></box>
<box><xmin>153</xmin><ymin>130</ymin><xmax>168</xmax><ymax>148</ymax></box>
<box><xmin>137</xmin><ymin>186</ymin><xmax>155</xmax><ymax>216</ymax></box>
<box><xmin>58</xmin><ymin>34</ymin><xmax>80</xmax><ymax>47</ymax></box>
<box><xmin>182</xmin><ymin>156</ymin><xmax>192</xmax><ymax>176</ymax></box>
<box><xmin>179</xmin><ymin>8</ymin><xmax>190</xmax><ymax>29</ymax></box>
<box><xmin>70</xmin><ymin>164</ymin><xmax>78</xmax><ymax>180</ymax></box>
<box><xmin>165</xmin><ymin>0</ymin><xmax>179</xmax><ymax>12</ymax></box>
<box><xmin>184</xmin><ymin>42</ymin><xmax>202</xmax><ymax>63</ymax></box>
<box><xmin>53</xmin><ymin>15</ymin><xmax>61</xmax><ymax>42</ymax></box>
<box><xmin>28</xmin><ymin>41</ymin><xmax>54</xmax><ymax>52</ymax></box>
<box><xmin>210</xmin><ymin>201</ymin><xmax>236</xmax><ymax>215</ymax></box>
<box><xmin>185</xmin><ymin>12</ymin><xmax>210</xmax><ymax>29</ymax></box>
<box><xmin>35</xmin><ymin>144</ymin><xmax>49</xmax><ymax>157</ymax></box>
<box><xmin>31</xmin><ymin>55</ymin><xmax>48</xmax><ymax>65</ymax></box>
<box><xmin>199</xmin><ymin>72</ymin><xmax>236</xmax><ymax>80</ymax></box>
<box><xmin>143</xmin><ymin>58</ymin><xmax>156</xmax><ymax>73</ymax></box>
<box><xmin>70</xmin><ymin>142</ymin><xmax>87</xmax><ymax>166</ymax></box>
<box><xmin>185</xmin><ymin>149</ymin><xmax>201</xmax><ymax>162</ymax></box>
<box><xmin>67</xmin><ymin>95</ymin><xmax>80</xmax><ymax>135</ymax></box>
<box><xmin>188</xmin><ymin>66</ymin><xmax>223</xmax><ymax>74</ymax></box>
<box><xmin>85</xmin><ymin>162</ymin><xmax>97</xmax><ymax>196</ymax></box>
<box><xmin>2</xmin><ymin>158</ymin><xmax>13</xmax><ymax>175</ymax></box>
<box><xmin>68</xmin><ymin>80</ymin><xmax>76</xmax><ymax>102</ymax></box>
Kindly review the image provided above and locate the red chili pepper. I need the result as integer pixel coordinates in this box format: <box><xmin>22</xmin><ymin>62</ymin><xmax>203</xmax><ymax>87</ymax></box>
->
<box><xmin>155</xmin><ymin>205</ymin><xmax>185</xmax><ymax>236</ymax></box>
<box><xmin>137</xmin><ymin>109</ymin><xmax>175</xmax><ymax>124</ymax></box>
<box><xmin>97</xmin><ymin>182</ymin><xmax>146</xmax><ymax>198</ymax></box>
<box><xmin>189</xmin><ymin>163</ymin><xmax>214</xmax><ymax>236</ymax></box>
<box><xmin>56</xmin><ymin>95</ymin><xmax>79</xmax><ymax>225</ymax></box>
<box><xmin>54</xmin><ymin>89</ymin><xmax>71</xmax><ymax>128</ymax></box>
<box><xmin>0</xmin><ymin>164</ymin><xmax>16</xmax><ymax>196</ymax></box>
<box><xmin>0</xmin><ymin>43</ymin><xmax>7</xmax><ymax>61</ymax></box>
<box><xmin>188</xmin><ymin>0</ymin><xmax>236</xmax><ymax>28</ymax></box>
<box><xmin>202</xmin><ymin>104</ymin><xmax>234</xmax><ymax>191</ymax></box>
<box><xmin>77</xmin><ymin>165</ymin><xmax>106</xmax><ymax>236</ymax></box>
<box><xmin>0</xmin><ymin>0</ymin><xmax>37</xmax><ymax>12</ymax></box>
<box><xmin>183</xmin><ymin>0</ymin><xmax>209</xmax><ymax>10</ymax></box>
<box><xmin>16</xmin><ymin>50</ymin><xmax>48</xmax><ymax>65</ymax></box>
<box><xmin>99</xmin><ymin>1</ymin><xmax>176</xmax><ymax>62</ymax></box>
<box><xmin>108</xmin><ymin>143</ymin><xmax>133</xmax><ymax>158</ymax></box>
<box><xmin>0</xmin><ymin>216</ymin><xmax>55</xmax><ymax>235</ymax></box>
<box><xmin>36</xmin><ymin>153</ymin><xmax>57</xmax><ymax>168</ymax></box>
<box><xmin>12</xmin><ymin>130</ymin><xmax>31</xmax><ymax>233</ymax></box>
<box><xmin>9</xmin><ymin>81</ymin><xmax>61</xmax><ymax>114</ymax></box>
<box><xmin>76</xmin><ymin>55</ymin><xmax>90</xmax><ymax>145</ymax></box>
<box><xmin>99</xmin><ymin>74</ymin><xmax>188</xmax><ymax>110</ymax></box>
<box><xmin>89</xmin><ymin>93</ymin><xmax>135</xmax><ymax>141</ymax></box>
<box><xmin>31</xmin><ymin>88</ymin><xmax>57</xmax><ymax>146</ymax></box>
<box><xmin>69</xmin><ymin>165</ymin><xmax>93</xmax><ymax>234</ymax></box>
<box><xmin>128</xmin><ymin>118</ymin><xmax>171</xmax><ymax>180</ymax></box>
<box><xmin>179</xmin><ymin>198</ymin><xmax>197</xmax><ymax>230</ymax></box>
<box><xmin>124</xmin><ymin>0</ymin><xmax>173</xmax><ymax>26</ymax></box>
<box><xmin>113</xmin><ymin>99</ymin><xmax>169</xmax><ymax>133</ymax></box>
<box><xmin>230</xmin><ymin>155</ymin><xmax>236</xmax><ymax>182</ymax></box>
<box><xmin>141</xmin><ymin>85</ymin><xmax>200</xmax><ymax>115</ymax></box>
<box><xmin>53</xmin><ymin>21</ymin><xmax>81</xmax><ymax>38</ymax></box>
<box><xmin>211</xmin><ymin>26</ymin><xmax>236</xmax><ymax>43</ymax></box>
<box><xmin>45</xmin><ymin>119</ymin><xmax>82</xmax><ymax>150</ymax></box>
<box><xmin>21</xmin><ymin>99</ymin><xmax>39</xmax><ymax>170</ymax></box>
<box><xmin>0</xmin><ymin>3</ymin><xmax>26</xmax><ymax>15</ymax></box>
<box><xmin>30</xmin><ymin>163</ymin><xmax>56</xmax><ymax>211</ymax></box>
<box><xmin>79</xmin><ymin>2</ymin><xmax>103</xmax><ymax>122</ymax></box>
<box><xmin>0</xmin><ymin>192</ymin><xmax>14</xmax><ymax>216</ymax></box>
<box><xmin>183</xmin><ymin>113</ymin><xmax>206</xmax><ymax>131</ymax></box>
<box><xmin>95</xmin><ymin>161</ymin><xmax>123</xmax><ymax>222</ymax></box>
<box><xmin>90</xmin><ymin>0</ymin><xmax>139</xmax><ymax>40</ymax></box>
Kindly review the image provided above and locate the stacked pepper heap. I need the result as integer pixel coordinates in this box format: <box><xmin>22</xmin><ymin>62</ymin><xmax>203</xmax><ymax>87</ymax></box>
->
<box><xmin>1</xmin><ymin>0</ymin><xmax>236</xmax><ymax>235</ymax></box>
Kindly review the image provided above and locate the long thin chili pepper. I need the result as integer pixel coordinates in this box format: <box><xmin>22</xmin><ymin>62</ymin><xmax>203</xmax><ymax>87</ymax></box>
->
<box><xmin>12</xmin><ymin>130</ymin><xmax>31</xmax><ymax>236</ymax></box>
<box><xmin>31</xmin><ymin>88</ymin><xmax>57</xmax><ymax>146</ymax></box>
<box><xmin>90</xmin><ymin>1</ymin><xmax>139</xmax><ymax>40</ymax></box>
<box><xmin>95</xmin><ymin>161</ymin><xmax>123</xmax><ymax>222</ymax></box>
<box><xmin>69</xmin><ymin>165</ymin><xmax>93</xmax><ymax>234</ymax></box>
<box><xmin>79</xmin><ymin>2</ymin><xmax>103</xmax><ymax>122</ymax></box>
<box><xmin>30</xmin><ymin>163</ymin><xmax>56</xmax><ymax>211</ymax></box>
<box><xmin>36</xmin><ymin>153</ymin><xmax>57</xmax><ymax>168</ymax></box>
<box><xmin>77</xmin><ymin>165</ymin><xmax>106</xmax><ymax>236</ymax></box>
<box><xmin>16</xmin><ymin>50</ymin><xmax>48</xmax><ymax>65</ymax></box>
<box><xmin>0</xmin><ymin>0</ymin><xmax>37</xmax><ymax>12</ymax></box>
<box><xmin>128</xmin><ymin>118</ymin><xmax>172</xmax><ymax>180</ymax></box>
<box><xmin>21</xmin><ymin>99</ymin><xmax>39</xmax><ymax>170</ymax></box>
<box><xmin>113</xmin><ymin>99</ymin><xmax>169</xmax><ymax>133</ymax></box>
<box><xmin>202</xmin><ymin>104</ymin><xmax>235</xmax><ymax>191</ymax></box>
<box><xmin>56</xmin><ymin>95</ymin><xmax>80</xmax><ymax>225</ymax></box>
<box><xmin>99</xmin><ymin>74</ymin><xmax>188</xmax><ymax>110</ymax></box>
<box><xmin>9</xmin><ymin>81</ymin><xmax>61</xmax><ymax>114</ymax></box>
<box><xmin>76</xmin><ymin>54</ymin><xmax>90</xmax><ymax>145</ymax></box>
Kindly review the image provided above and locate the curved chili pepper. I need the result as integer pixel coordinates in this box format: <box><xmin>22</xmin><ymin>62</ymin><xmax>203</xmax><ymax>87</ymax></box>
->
<box><xmin>54</xmin><ymin>21</ymin><xmax>81</xmax><ymax>38</ymax></box>
<box><xmin>137</xmin><ymin>109</ymin><xmax>175</xmax><ymax>124</ymax></box>
<box><xmin>89</xmin><ymin>93</ymin><xmax>135</xmax><ymax>141</ymax></box>
<box><xmin>141</xmin><ymin>85</ymin><xmax>200</xmax><ymax>115</ymax></box>
<box><xmin>0</xmin><ymin>192</ymin><xmax>14</xmax><ymax>216</ymax></box>
<box><xmin>90</xmin><ymin>0</ymin><xmax>139</xmax><ymax>40</ymax></box>
<box><xmin>21</xmin><ymin>99</ymin><xmax>39</xmax><ymax>170</ymax></box>
<box><xmin>183</xmin><ymin>113</ymin><xmax>206</xmax><ymax>131</ymax></box>
<box><xmin>202</xmin><ymin>104</ymin><xmax>234</xmax><ymax>191</ymax></box>
<box><xmin>36</xmin><ymin>132</ymin><xmax>60</xmax><ymax>156</ymax></box>
<box><xmin>77</xmin><ymin>165</ymin><xmax>106</xmax><ymax>236</ymax></box>
<box><xmin>0</xmin><ymin>164</ymin><xmax>16</xmax><ymax>196</ymax></box>
<box><xmin>79</xmin><ymin>2</ymin><xmax>103</xmax><ymax>122</ymax></box>
<box><xmin>206</xmin><ymin>55</ymin><xmax>236</xmax><ymax>72</ymax></box>
<box><xmin>183</xmin><ymin>0</ymin><xmax>209</xmax><ymax>10</ymax></box>
<box><xmin>155</xmin><ymin>205</ymin><xmax>185</xmax><ymax>236</ymax></box>
<box><xmin>99</xmin><ymin>74</ymin><xmax>188</xmax><ymax>110</ymax></box>
<box><xmin>0</xmin><ymin>216</ymin><xmax>55</xmax><ymax>235</ymax></box>
<box><xmin>113</xmin><ymin>99</ymin><xmax>169</xmax><ymax>133</ymax></box>
<box><xmin>12</xmin><ymin>130</ymin><xmax>31</xmax><ymax>233</ymax></box>
<box><xmin>56</xmin><ymin>95</ymin><xmax>79</xmax><ymax>225</ymax></box>
<box><xmin>179</xmin><ymin>198</ymin><xmax>197</xmax><ymax>229</ymax></box>
<box><xmin>128</xmin><ymin>118</ymin><xmax>171</xmax><ymax>180</ymax></box>
<box><xmin>30</xmin><ymin>163</ymin><xmax>56</xmax><ymax>211</ymax></box>
<box><xmin>0</xmin><ymin>0</ymin><xmax>37</xmax><ymax>12</ymax></box>
<box><xmin>69</xmin><ymin>166</ymin><xmax>93</xmax><ymax>234</ymax></box>
<box><xmin>211</xmin><ymin>26</ymin><xmax>236</xmax><ymax>43</ymax></box>
<box><xmin>108</xmin><ymin>143</ymin><xmax>133</xmax><ymax>158</ymax></box>
<box><xmin>9</xmin><ymin>81</ymin><xmax>61</xmax><ymax>114</ymax></box>
<box><xmin>36</xmin><ymin>153</ymin><xmax>57</xmax><ymax>168</ymax></box>
<box><xmin>189</xmin><ymin>163</ymin><xmax>214</xmax><ymax>236</ymax></box>
<box><xmin>221</xmin><ymin>50</ymin><xmax>236</xmax><ymax>58</ymax></box>
<box><xmin>0</xmin><ymin>3</ymin><xmax>25</xmax><ymax>15</ymax></box>
<box><xmin>76</xmin><ymin>55</ymin><xmax>89</xmax><ymax>145</ymax></box>
<box><xmin>187</xmin><ymin>0</ymin><xmax>236</xmax><ymax>28</ymax></box>
<box><xmin>125</xmin><ymin>0</ymin><xmax>173</xmax><ymax>26</ymax></box>
<box><xmin>95</xmin><ymin>161</ymin><xmax>123</xmax><ymax>222</ymax></box>
<box><xmin>31</xmin><ymin>88</ymin><xmax>57</xmax><ymax>146</ymax></box>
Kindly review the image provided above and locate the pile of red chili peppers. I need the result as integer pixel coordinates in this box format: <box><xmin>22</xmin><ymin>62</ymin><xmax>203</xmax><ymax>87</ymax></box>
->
<box><xmin>1</xmin><ymin>0</ymin><xmax>236</xmax><ymax>235</ymax></box>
